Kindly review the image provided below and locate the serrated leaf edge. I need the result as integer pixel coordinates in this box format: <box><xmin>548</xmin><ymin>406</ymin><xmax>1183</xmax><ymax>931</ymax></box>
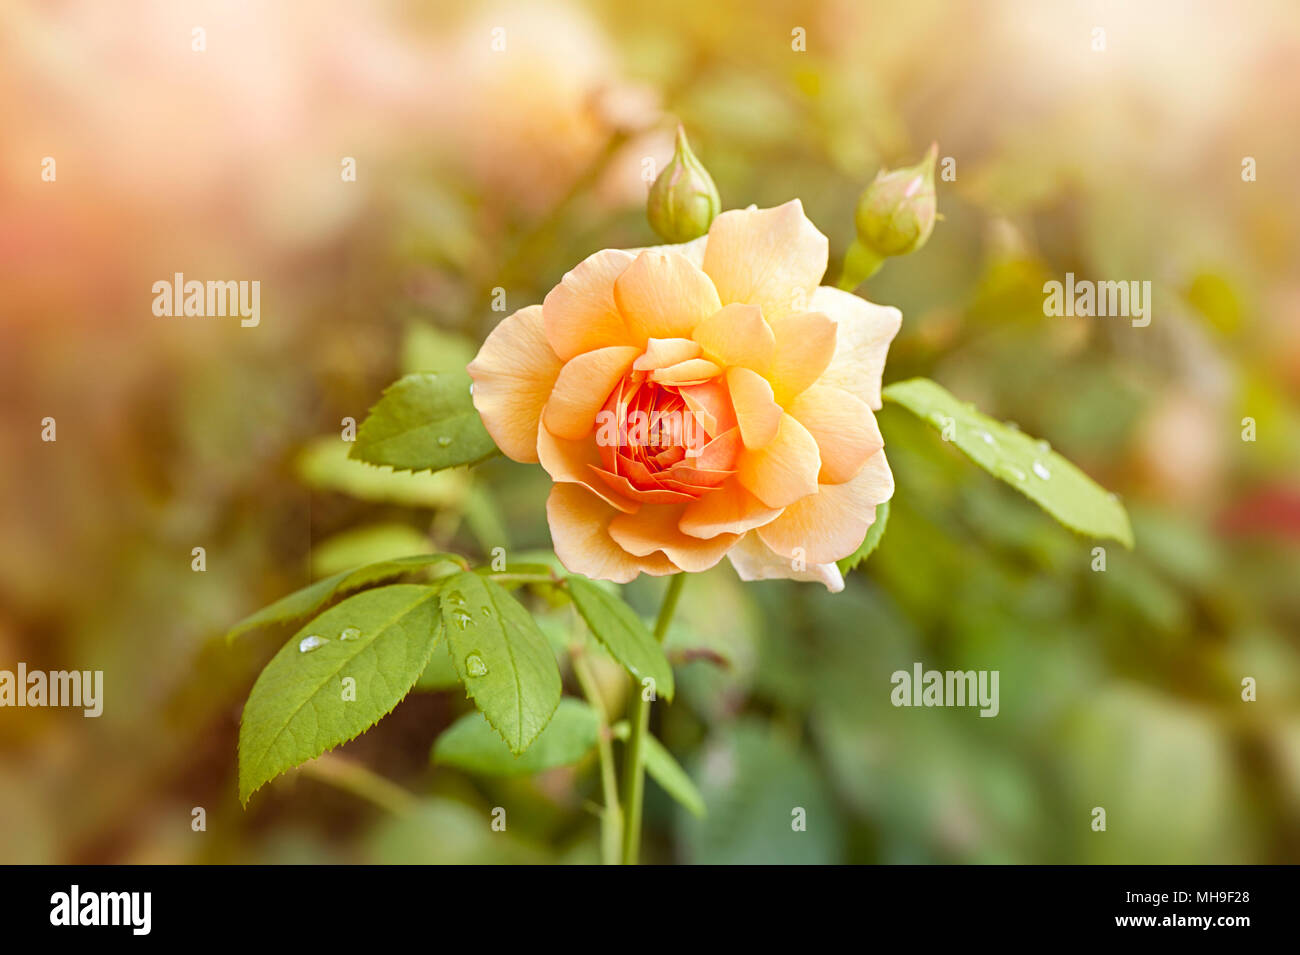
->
<box><xmin>238</xmin><ymin>585</ymin><xmax>443</xmax><ymax>805</ymax></box>
<box><xmin>348</xmin><ymin>372</ymin><xmax>499</xmax><ymax>475</ymax></box>
<box><xmin>225</xmin><ymin>553</ymin><xmax>464</xmax><ymax>644</ymax></box>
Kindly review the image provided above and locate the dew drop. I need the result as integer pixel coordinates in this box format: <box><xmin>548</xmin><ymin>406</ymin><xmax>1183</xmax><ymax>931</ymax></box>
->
<box><xmin>299</xmin><ymin>635</ymin><xmax>328</xmax><ymax>654</ymax></box>
<box><xmin>339</xmin><ymin>626</ymin><xmax>361</xmax><ymax>641</ymax></box>
<box><xmin>1032</xmin><ymin>460</ymin><xmax>1051</xmax><ymax>480</ymax></box>
<box><xmin>465</xmin><ymin>653</ymin><xmax>488</xmax><ymax>677</ymax></box>
<box><xmin>437</xmin><ymin>436</ymin><xmax>452</xmax><ymax>447</ymax></box>
<box><xmin>453</xmin><ymin>611</ymin><xmax>472</xmax><ymax>630</ymax></box>
<box><xmin>978</xmin><ymin>430</ymin><xmax>996</xmax><ymax>447</ymax></box>
<box><xmin>1034</xmin><ymin>439</ymin><xmax>1051</xmax><ymax>454</ymax></box>
<box><xmin>995</xmin><ymin>462</ymin><xmax>1027</xmax><ymax>483</ymax></box>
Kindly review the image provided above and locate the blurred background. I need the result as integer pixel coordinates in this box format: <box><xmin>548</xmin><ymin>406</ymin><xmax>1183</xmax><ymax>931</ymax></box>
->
<box><xmin>2</xmin><ymin>0</ymin><xmax>1299</xmax><ymax>863</ymax></box>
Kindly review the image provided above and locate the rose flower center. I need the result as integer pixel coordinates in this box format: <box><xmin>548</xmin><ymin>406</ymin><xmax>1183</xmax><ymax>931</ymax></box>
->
<box><xmin>590</xmin><ymin>370</ymin><xmax>741</xmax><ymax>503</ymax></box>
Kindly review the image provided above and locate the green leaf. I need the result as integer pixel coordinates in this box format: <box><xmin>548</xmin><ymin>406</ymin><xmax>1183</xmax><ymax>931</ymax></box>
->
<box><xmin>226</xmin><ymin>553</ymin><xmax>464</xmax><ymax>643</ymax></box>
<box><xmin>567</xmin><ymin>576</ymin><xmax>674</xmax><ymax>702</ymax></box>
<box><xmin>414</xmin><ymin>638</ymin><xmax>461</xmax><ymax>691</ymax></box>
<box><xmin>433</xmin><ymin>699</ymin><xmax>599</xmax><ymax>775</ymax></box>
<box><xmin>837</xmin><ymin>499</ymin><xmax>890</xmax><ymax>574</ymax></box>
<box><xmin>351</xmin><ymin>372</ymin><xmax>497</xmax><ymax>473</ymax></box>
<box><xmin>238</xmin><ymin>584</ymin><xmax>442</xmax><ymax>804</ymax></box>
<box><xmin>612</xmin><ymin>722</ymin><xmax>705</xmax><ymax>818</ymax></box>
<box><xmin>440</xmin><ymin>572</ymin><xmax>562</xmax><ymax>754</ymax></box>
<box><xmin>882</xmin><ymin>378</ymin><xmax>1134</xmax><ymax>547</ymax></box>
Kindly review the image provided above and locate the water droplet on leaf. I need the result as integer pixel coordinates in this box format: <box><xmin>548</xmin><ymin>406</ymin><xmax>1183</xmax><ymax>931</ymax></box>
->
<box><xmin>299</xmin><ymin>635</ymin><xmax>328</xmax><ymax>653</ymax></box>
<box><xmin>1032</xmin><ymin>460</ymin><xmax>1051</xmax><ymax>480</ymax></box>
<box><xmin>465</xmin><ymin>653</ymin><xmax>488</xmax><ymax>677</ymax></box>
<box><xmin>437</xmin><ymin>436</ymin><xmax>452</xmax><ymax>447</ymax></box>
<box><xmin>339</xmin><ymin>626</ymin><xmax>361</xmax><ymax>641</ymax></box>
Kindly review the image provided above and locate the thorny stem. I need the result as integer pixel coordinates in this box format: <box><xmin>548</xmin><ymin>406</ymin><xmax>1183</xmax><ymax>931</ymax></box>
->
<box><xmin>570</xmin><ymin>623</ymin><xmax>623</xmax><ymax>866</ymax></box>
<box><xmin>619</xmin><ymin>572</ymin><xmax>685</xmax><ymax>865</ymax></box>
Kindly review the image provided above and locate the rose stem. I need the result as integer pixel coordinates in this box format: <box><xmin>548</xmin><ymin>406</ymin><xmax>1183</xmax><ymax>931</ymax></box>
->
<box><xmin>620</xmin><ymin>572</ymin><xmax>686</xmax><ymax>865</ymax></box>
<box><xmin>569</xmin><ymin>612</ymin><xmax>623</xmax><ymax>866</ymax></box>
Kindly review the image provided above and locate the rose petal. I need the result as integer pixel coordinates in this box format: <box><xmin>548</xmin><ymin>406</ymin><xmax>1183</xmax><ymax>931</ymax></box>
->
<box><xmin>547</xmin><ymin>484</ymin><xmax>678</xmax><ymax>582</ymax></box>
<box><xmin>768</xmin><ymin>310</ymin><xmax>837</xmax><ymax>403</ymax></box>
<box><xmin>678</xmin><ymin>380</ymin><xmax>737</xmax><ymax>437</ymax></box>
<box><xmin>538</xmin><ymin>422</ymin><xmax>639</xmax><ymax>513</ymax></box>
<box><xmin>726</xmin><ymin>366</ymin><xmax>782</xmax><ymax>449</ymax></box>
<box><xmin>787</xmin><ymin>384</ymin><xmax>884</xmax><ymax>484</ymax></box>
<box><xmin>735</xmin><ymin>413</ymin><xmax>821</xmax><ymax>508</ymax></box>
<box><xmin>613</xmin><ymin>250</ymin><xmax>722</xmax><ymax>343</ymax></box>
<box><xmin>543</xmin><ymin>249</ymin><xmax>636</xmax><ymax>360</ymax></box>
<box><xmin>467</xmin><ymin>305</ymin><xmax>562</xmax><ymax>463</ymax></box>
<box><xmin>809</xmin><ymin>286</ymin><xmax>902</xmax><ymax>410</ymax></box>
<box><xmin>691</xmin><ymin>426</ymin><xmax>743</xmax><ymax>472</ymax></box>
<box><xmin>756</xmin><ymin>450</ymin><xmax>894</xmax><ymax>563</ymax></box>
<box><xmin>633</xmin><ymin>337</ymin><xmax>702</xmax><ymax>371</ymax></box>
<box><xmin>590</xmin><ymin>466</ymin><xmax>699</xmax><ymax>504</ymax></box>
<box><xmin>679</xmin><ymin>480</ymin><xmax>781</xmax><ymax>538</ymax></box>
<box><xmin>623</xmin><ymin>234</ymin><xmax>707</xmax><ymax>269</ymax></box>
<box><xmin>650</xmin><ymin>357</ymin><xmax>722</xmax><ymax>385</ymax></box>
<box><xmin>702</xmin><ymin>200</ymin><xmax>828</xmax><ymax>321</ymax></box>
<box><xmin>726</xmin><ymin>532</ymin><xmax>844</xmax><ymax>592</ymax></box>
<box><xmin>543</xmin><ymin>345</ymin><xmax>640</xmax><ymax>440</ymax></box>
<box><xmin>692</xmin><ymin>303</ymin><xmax>774</xmax><ymax>372</ymax></box>
<box><xmin>608</xmin><ymin>504</ymin><xmax>739</xmax><ymax>572</ymax></box>
<box><xmin>664</xmin><ymin>464</ymin><xmax>733</xmax><ymax>488</ymax></box>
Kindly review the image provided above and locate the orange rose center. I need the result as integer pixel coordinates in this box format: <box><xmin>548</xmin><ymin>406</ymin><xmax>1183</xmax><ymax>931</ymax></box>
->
<box><xmin>591</xmin><ymin>371</ymin><xmax>741</xmax><ymax>503</ymax></box>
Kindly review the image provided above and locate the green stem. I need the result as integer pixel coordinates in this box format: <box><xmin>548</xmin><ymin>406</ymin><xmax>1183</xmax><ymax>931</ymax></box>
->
<box><xmin>571</xmin><ymin>638</ymin><xmax>622</xmax><ymax>866</ymax></box>
<box><xmin>837</xmin><ymin>239</ymin><xmax>885</xmax><ymax>290</ymax></box>
<box><xmin>619</xmin><ymin>572</ymin><xmax>685</xmax><ymax>865</ymax></box>
<box><xmin>300</xmin><ymin>753</ymin><xmax>417</xmax><ymax>817</ymax></box>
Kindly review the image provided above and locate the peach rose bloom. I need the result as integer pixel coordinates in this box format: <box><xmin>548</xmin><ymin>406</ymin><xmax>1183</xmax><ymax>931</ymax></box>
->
<box><xmin>468</xmin><ymin>201</ymin><xmax>900</xmax><ymax>591</ymax></box>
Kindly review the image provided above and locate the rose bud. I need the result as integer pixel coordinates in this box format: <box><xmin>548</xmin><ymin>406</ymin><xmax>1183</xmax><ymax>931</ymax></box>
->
<box><xmin>647</xmin><ymin>126</ymin><xmax>720</xmax><ymax>244</ymax></box>
<box><xmin>854</xmin><ymin>142</ymin><xmax>938</xmax><ymax>259</ymax></box>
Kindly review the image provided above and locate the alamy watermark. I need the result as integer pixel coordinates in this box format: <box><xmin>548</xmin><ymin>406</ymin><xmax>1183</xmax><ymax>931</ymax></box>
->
<box><xmin>1043</xmin><ymin>272</ymin><xmax>1151</xmax><ymax>327</ymax></box>
<box><xmin>152</xmin><ymin>273</ymin><xmax>260</xmax><ymax>327</ymax></box>
<box><xmin>891</xmin><ymin>662</ymin><xmax>999</xmax><ymax>717</ymax></box>
<box><xmin>0</xmin><ymin>664</ymin><xmax>102</xmax><ymax>717</ymax></box>
<box><xmin>594</xmin><ymin>408</ymin><xmax>707</xmax><ymax>448</ymax></box>
<box><xmin>50</xmin><ymin>886</ymin><xmax>150</xmax><ymax>935</ymax></box>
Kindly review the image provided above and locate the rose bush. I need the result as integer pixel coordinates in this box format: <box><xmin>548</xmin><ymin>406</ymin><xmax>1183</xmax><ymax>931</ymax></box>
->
<box><xmin>468</xmin><ymin>200</ymin><xmax>900</xmax><ymax>591</ymax></box>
